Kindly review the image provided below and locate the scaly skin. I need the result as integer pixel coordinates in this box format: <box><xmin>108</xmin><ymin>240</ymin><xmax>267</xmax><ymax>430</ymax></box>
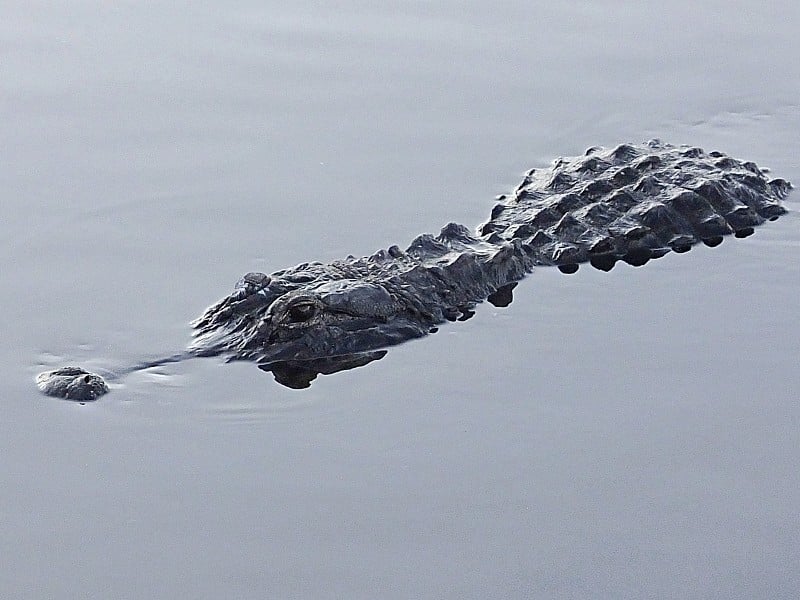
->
<box><xmin>36</xmin><ymin>140</ymin><xmax>792</xmax><ymax>400</ymax></box>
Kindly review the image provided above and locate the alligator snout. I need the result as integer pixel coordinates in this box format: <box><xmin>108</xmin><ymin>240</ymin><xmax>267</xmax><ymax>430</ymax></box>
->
<box><xmin>36</xmin><ymin>367</ymin><xmax>109</xmax><ymax>402</ymax></box>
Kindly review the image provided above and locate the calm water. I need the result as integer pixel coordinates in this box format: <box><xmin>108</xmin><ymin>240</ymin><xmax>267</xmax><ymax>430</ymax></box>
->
<box><xmin>2</xmin><ymin>2</ymin><xmax>799</xmax><ymax>598</ymax></box>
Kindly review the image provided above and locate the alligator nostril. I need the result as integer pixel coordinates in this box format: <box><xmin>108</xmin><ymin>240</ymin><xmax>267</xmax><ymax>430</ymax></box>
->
<box><xmin>37</xmin><ymin>367</ymin><xmax>108</xmax><ymax>400</ymax></box>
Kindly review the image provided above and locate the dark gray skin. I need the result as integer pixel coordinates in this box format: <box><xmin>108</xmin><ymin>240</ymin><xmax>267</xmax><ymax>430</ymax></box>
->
<box><xmin>36</xmin><ymin>140</ymin><xmax>792</xmax><ymax>400</ymax></box>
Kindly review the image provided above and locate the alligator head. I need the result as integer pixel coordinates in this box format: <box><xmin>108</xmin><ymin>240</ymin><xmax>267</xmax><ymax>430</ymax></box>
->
<box><xmin>190</xmin><ymin>272</ymin><xmax>436</xmax><ymax>368</ymax></box>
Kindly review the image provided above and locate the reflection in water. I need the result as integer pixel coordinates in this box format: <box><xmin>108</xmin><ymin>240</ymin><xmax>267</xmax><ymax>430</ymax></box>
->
<box><xmin>255</xmin><ymin>282</ymin><xmax>518</xmax><ymax>388</ymax></box>
<box><xmin>259</xmin><ymin>350</ymin><xmax>388</xmax><ymax>389</ymax></box>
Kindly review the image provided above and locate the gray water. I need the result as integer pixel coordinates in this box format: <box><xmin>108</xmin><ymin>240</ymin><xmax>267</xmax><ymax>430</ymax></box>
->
<box><xmin>2</xmin><ymin>2</ymin><xmax>799</xmax><ymax>598</ymax></box>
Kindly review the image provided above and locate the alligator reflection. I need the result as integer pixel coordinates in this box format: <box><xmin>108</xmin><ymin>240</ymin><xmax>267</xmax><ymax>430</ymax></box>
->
<box><xmin>256</xmin><ymin>282</ymin><xmax>518</xmax><ymax>389</ymax></box>
<box><xmin>259</xmin><ymin>351</ymin><xmax>388</xmax><ymax>389</ymax></box>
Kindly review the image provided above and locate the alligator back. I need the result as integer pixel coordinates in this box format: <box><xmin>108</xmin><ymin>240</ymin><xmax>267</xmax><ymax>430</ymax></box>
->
<box><xmin>480</xmin><ymin>140</ymin><xmax>790</xmax><ymax>272</ymax></box>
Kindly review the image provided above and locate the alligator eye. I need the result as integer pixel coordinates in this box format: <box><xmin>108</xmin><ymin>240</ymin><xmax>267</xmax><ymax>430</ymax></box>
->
<box><xmin>287</xmin><ymin>302</ymin><xmax>317</xmax><ymax>323</ymax></box>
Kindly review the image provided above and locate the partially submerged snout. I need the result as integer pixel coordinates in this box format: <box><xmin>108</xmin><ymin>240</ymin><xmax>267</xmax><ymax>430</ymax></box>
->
<box><xmin>36</xmin><ymin>367</ymin><xmax>109</xmax><ymax>401</ymax></box>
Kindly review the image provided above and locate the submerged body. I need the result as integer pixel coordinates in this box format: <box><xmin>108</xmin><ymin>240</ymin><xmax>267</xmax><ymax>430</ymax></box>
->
<box><xmin>37</xmin><ymin>140</ymin><xmax>792</xmax><ymax>400</ymax></box>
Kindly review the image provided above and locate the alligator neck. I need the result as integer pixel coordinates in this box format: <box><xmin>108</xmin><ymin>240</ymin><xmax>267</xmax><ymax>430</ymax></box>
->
<box><xmin>387</xmin><ymin>222</ymin><xmax>532</xmax><ymax>323</ymax></box>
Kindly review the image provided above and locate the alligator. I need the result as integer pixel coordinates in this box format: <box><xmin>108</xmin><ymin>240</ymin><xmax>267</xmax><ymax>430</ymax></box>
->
<box><xmin>36</xmin><ymin>140</ymin><xmax>792</xmax><ymax>400</ymax></box>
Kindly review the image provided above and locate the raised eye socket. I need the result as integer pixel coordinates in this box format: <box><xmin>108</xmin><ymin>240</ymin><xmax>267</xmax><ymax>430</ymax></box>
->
<box><xmin>287</xmin><ymin>302</ymin><xmax>317</xmax><ymax>323</ymax></box>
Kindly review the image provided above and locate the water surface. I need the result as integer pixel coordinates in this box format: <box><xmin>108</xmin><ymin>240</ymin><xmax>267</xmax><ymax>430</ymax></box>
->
<box><xmin>2</xmin><ymin>2</ymin><xmax>799</xmax><ymax>598</ymax></box>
